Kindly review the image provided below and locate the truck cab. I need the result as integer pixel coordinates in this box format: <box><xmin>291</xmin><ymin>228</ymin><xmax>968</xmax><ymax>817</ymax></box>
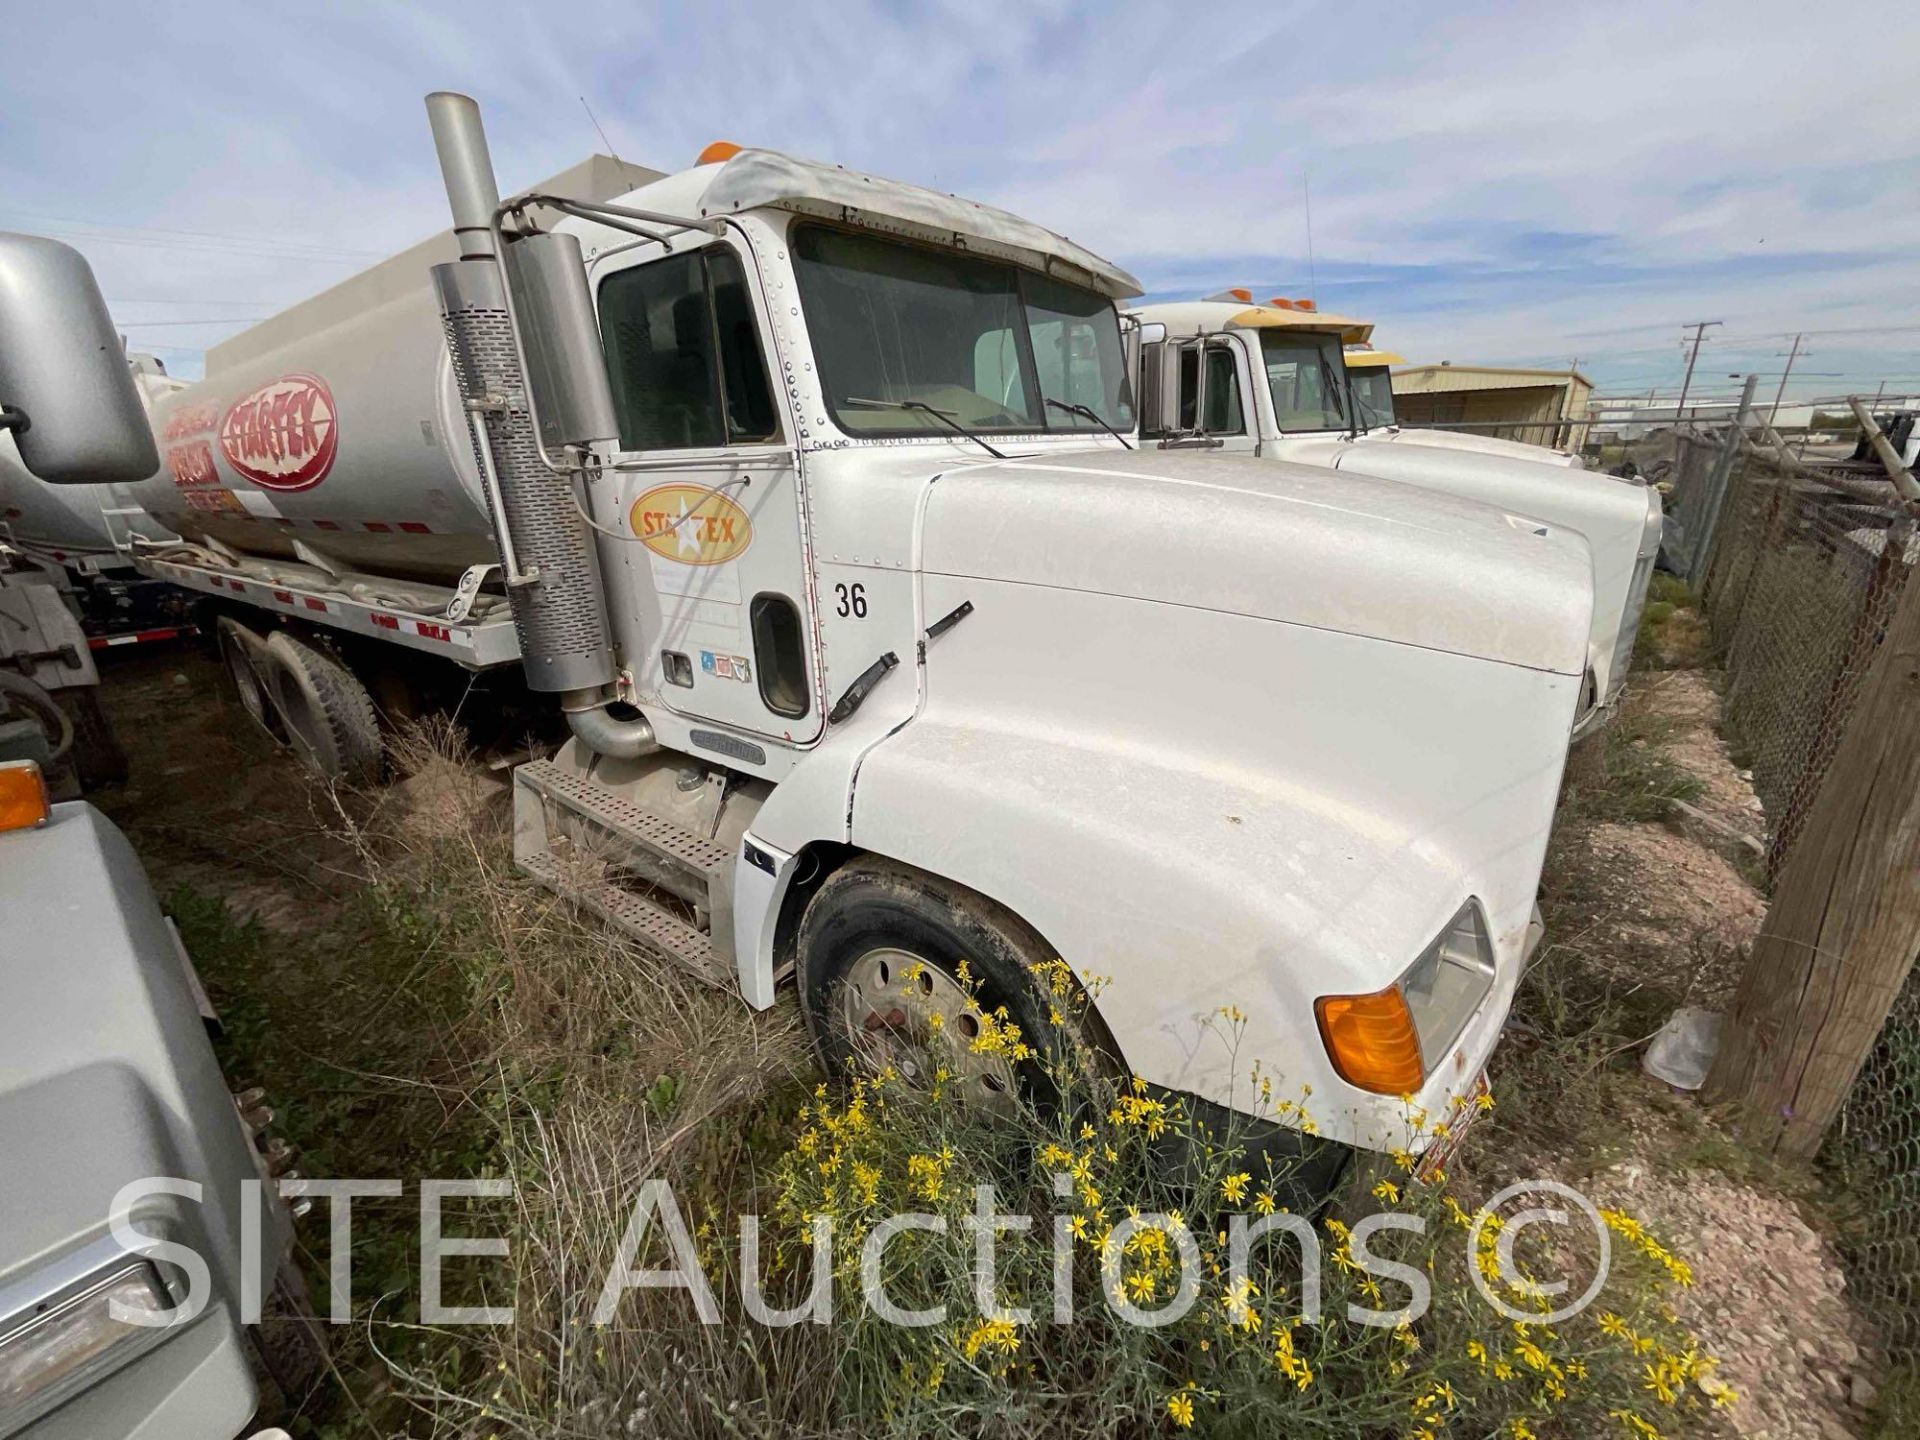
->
<box><xmin>1129</xmin><ymin>296</ymin><xmax>1661</xmax><ymax>735</ymax></box>
<box><xmin>453</xmin><ymin>124</ymin><xmax>1594</xmax><ymax>1159</ymax></box>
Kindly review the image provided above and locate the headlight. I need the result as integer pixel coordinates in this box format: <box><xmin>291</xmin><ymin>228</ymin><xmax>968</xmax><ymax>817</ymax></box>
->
<box><xmin>1315</xmin><ymin>901</ymin><xmax>1497</xmax><ymax>1095</ymax></box>
<box><xmin>1397</xmin><ymin>900</ymin><xmax>1497</xmax><ymax>1069</ymax></box>
<box><xmin>0</xmin><ymin>1250</ymin><xmax>175</xmax><ymax>1430</ymax></box>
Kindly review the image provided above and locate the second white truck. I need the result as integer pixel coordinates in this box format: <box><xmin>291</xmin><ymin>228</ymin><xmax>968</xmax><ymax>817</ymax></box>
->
<box><xmin>1131</xmin><ymin>295</ymin><xmax>1660</xmax><ymax>735</ymax></box>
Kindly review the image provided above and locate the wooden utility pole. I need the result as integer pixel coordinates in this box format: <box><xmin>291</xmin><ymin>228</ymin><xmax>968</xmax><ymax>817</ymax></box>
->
<box><xmin>1674</xmin><ymin>320</ymin><xmax>1722</xmax><ymax>423</ymax></box>
<box><xmin>1768</xmin><ymin>333</ymin><xmax>1804</xmax><ymax>428</ymax></box>
<box><xmin>1706</xmin><ymin>549</ymin><xmax>1920</xmax><ymax>1156</ymax></box>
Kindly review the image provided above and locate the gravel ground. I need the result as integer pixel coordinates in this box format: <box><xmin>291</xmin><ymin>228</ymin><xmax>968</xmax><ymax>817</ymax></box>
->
<box><xmin>1538</xmin><ymin>663</ymin><xmax>1884</xmax><ymax>1439</ymax></box>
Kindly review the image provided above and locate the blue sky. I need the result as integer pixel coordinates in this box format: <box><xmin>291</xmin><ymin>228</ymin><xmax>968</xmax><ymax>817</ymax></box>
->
<box><xmin>6</xmin><ymin>0</ymin><xmax>1917</xmax><ymax>402</ymax></box>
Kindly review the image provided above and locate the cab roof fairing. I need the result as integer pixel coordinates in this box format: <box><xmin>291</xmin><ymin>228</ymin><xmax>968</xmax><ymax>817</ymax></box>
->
<box><xmin>579</xmin><ymin>148</ymin><xmax>1143</xmax><ymax>301</ymax></box>
<box><xmin>1128</xmin><ymin>299</ymin><xmax>1373</xmax><ymax>345</ymax></box>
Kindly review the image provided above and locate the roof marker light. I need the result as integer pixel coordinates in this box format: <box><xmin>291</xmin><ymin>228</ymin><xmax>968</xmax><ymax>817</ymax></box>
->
<box><xmin>1227</xmin><ymin>287</ymin><xmax>1253</xmax><ymax>303</ymax></box>
<box><xmin>1295</xmin><ymin>298</ymin><xmax>1317</xmax><ymax>311</ymax></box>
<box><xmin>696</xmin><ymin>141</ymin><xmax>743</xmax><ymax>165</ymax></box>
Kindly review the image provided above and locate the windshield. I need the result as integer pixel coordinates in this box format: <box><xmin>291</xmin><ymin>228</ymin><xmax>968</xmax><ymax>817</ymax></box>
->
<box><xmin>792</xmin><ymin>224</ymin><xmax>1134</xmax><ymax>438</ymax></box>
<box><xmin>1349</xmin><ymin>367</ymin><xmax>1397</xmax><ymax>429</ymax></box>
<box><xmin>1258</xmin><ymin>329</ymin><xmax>1349</xmax><ymax>432</ymax></box>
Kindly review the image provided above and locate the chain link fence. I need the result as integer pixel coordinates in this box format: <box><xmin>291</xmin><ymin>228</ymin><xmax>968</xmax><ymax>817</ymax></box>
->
<box><xmin>1657</xmin><ymin>428</ymin><xmax>1920</xmax><ymax>1345</ymax></box>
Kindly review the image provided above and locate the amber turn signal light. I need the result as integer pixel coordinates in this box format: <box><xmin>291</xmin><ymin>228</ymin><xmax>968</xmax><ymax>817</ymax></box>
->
<box><xmin>0</xmin><ymin>759</ymin><xmax>52</xmax><ymax>833</ymax></box>
<box><xmin>1315</xmin><ymin>985</ymin><xmax>1425</xmax><ymax>1095</ymax></box>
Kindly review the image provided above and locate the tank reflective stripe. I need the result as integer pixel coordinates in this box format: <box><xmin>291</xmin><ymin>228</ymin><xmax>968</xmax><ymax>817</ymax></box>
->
<box><xmin>399</xmin><ymin>522</ymin><xmax>432</xmax><ymax>534</ymax></box>
<box><xmin>415</xmin><ymin>622</ymin><xmax>452</xmax><ymax>641</ymax></box>
<box><xmin>313</xmin><ymin>519</ymin><xmax>342</xmax><ymax>530</ymax></box>
<box><xmin>89</xmin><ymin>626</ymin><xmax>189</xmax><ymax>650</ymax></box>
<box><xmin>363</xmin><ymin>522</ymin><xmax>392</xmax><ymax>533</ymax></box>
<box><xmin>271</xmin><ymin>589</ymin><xmax>293</xmax><ymax>604</ymax></box>
<box><xmin>372</xmin><ymin>614</ymin><xmax>400</xmax><ymax>630</ymax></box>
<box><xmin>303</xmin><ymin>598</ymin><xmax>328</xmax><ymax>612</ymax></box>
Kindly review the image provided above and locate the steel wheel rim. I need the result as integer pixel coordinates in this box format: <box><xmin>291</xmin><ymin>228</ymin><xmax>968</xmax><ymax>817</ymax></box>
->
<box><xmin>836</xmin><ymin>946</ymin><xmax>1018</xmax><ymax>1112</ymax></box>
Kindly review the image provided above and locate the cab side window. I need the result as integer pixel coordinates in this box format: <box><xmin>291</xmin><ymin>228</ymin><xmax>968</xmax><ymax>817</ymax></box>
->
<box><xmin>598</xmin><ymin>248</ymin><xmax>778</xmax><ymax>450</ymax></box>
<box><xmin>1175</xmin><ymin>344</ymin><xmax>1245</xmax><ymax>434</ymax></box>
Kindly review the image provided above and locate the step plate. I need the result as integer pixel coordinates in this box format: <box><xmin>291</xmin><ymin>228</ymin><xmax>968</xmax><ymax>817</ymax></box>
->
<box><xmin>516</xmin><ymin>758</ymin><xmax>733</xmax><ymax>893</ymax></box>
<box><xmin>520</xmin><ymin>850</ymin><xmax>729</xmax><ymax>984</ymax></box>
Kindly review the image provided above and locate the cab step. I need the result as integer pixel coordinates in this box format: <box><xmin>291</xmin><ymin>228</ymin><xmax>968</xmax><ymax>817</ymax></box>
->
<box><xmin>512</xmin><ymin>757</ymin><xmax>737</xmax><ymax>984</ymax></box>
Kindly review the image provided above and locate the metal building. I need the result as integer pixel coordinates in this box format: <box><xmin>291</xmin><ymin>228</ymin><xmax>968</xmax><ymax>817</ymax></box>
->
<box><xmin>1391</xmin><ymin>364</ymin><xmax>1593</xmax><ymax>450</ymax></box>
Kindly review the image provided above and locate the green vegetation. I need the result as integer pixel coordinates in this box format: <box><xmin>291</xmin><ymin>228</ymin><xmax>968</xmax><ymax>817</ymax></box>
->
<box><xmin>171</xmin><ymin>729</ymin><xmax>1734</xmax><ymax>1437</ymax></box>
<box><xmin>1563</xmin><ymin>707</ymin><xmax>1705</xmax><ymax>826</ymax></box>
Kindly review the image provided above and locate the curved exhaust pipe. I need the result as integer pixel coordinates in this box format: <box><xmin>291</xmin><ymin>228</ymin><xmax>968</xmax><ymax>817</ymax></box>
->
<box><xmin>561</xmin><ymin>688</ymin><xmax>657</xmax><ymax>760</ymax></box>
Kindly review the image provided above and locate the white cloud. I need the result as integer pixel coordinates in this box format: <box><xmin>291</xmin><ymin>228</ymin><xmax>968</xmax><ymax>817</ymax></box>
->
<box><xmin>4</xmin><ymin>0</ymin><xmax>1914</xmax><ymax>392</ymax></box>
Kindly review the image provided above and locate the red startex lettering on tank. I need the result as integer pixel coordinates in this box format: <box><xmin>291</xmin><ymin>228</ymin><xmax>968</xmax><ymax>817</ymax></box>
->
<box><xmin>218</xmin><ymin>373</ymin><xmax>339</xmax><ymax>491</ymax></box>
<box><xmin>165</xmin><ymin>440</ymin><xmax>221</xmax><ymax>489</ymax></box>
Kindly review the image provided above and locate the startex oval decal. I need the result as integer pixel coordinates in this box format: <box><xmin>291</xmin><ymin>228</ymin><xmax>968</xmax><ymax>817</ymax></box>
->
<box><xmin>218</xmin><ymin>373</ymin><xmax>338</xmax><ymax>491</ymax></box>
<box><xmin>629</xmin><ymin>484</ymin><xmax>753</xmax><ymax>565</ymax></box>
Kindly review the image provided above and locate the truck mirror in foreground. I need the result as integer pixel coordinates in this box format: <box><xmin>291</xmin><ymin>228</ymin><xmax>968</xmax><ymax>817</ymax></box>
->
<box><xmin>0</xmin><ymin>232</ymin><xmax>159</xmax><ymax>484</ymax></box>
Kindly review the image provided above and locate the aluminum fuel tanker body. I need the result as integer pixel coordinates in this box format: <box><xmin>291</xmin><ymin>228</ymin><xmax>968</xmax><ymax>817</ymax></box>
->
<box><xmin>127</xmin><ymin>285</ymin><xmax>497</xmax><ymax>586</ymax></box>
<box><xmin>105</xmin><ymin>153</ymin><xmax>656</xmax><ymax>587</ymax></box>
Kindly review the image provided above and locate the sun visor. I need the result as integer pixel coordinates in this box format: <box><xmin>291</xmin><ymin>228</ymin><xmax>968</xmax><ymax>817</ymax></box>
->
<box><xmin>697</xmin><ymin>148</ymin><xmax>1142</xmax><ymax>300</ymax></box>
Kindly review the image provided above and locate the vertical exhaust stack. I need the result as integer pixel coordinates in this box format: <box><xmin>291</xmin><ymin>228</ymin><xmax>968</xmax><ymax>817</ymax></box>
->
<box><xmin>424</xmin><ymin>93</ymin><xmax>648</xmax><ymax>758</ymax></box>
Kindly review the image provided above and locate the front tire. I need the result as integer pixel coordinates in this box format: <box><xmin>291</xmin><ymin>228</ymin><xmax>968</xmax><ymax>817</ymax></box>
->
<box><xmin>796</xmin><ymin>857</ymin><xmax>1084</xmax><ymax>1112</ymax></box>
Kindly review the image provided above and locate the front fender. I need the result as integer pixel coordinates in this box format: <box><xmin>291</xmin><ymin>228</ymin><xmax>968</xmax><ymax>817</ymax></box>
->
<box><xmin>841</xmin><ymin>577</ymin><xmax>1576</xmax><ymax>1152</ymax></box>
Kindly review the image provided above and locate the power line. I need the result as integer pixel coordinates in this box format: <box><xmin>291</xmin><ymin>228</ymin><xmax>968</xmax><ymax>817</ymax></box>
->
<box><xmin>106</xmin><ymin>296</ymin><xmax>285</xmax><ymax>307</ymax></box>
<box><xmin>0</xmin><ymin>210</ymin><xmax>386</xmax><ymax>258</ymax></box>
<box><xmin>115</xmin><ymin>317</ymin><xmax>272</xmax><ymax>327</ymax></box>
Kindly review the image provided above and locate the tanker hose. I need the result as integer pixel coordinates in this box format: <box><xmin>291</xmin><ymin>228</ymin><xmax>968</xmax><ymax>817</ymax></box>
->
<box><xmin>0</xmin><ymin>671</ymin><xmax>75</xmax><ymax>762</ymax></box>
<box><xmin>560</xmin><ymin>686</ymin><xmax>658</xmax><ymax>761</ymax></box>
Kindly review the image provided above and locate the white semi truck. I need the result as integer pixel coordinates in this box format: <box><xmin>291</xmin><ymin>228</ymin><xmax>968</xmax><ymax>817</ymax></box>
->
<box><xmin>25</xmin><ymin>95</ymin><xmax>1596</xmax><ymax>1166</ymax></box>
<box><xmin>0</xmin><ymin>232</ymin><xmax>311</xmax><ymax>1440</ymax></box>
<box><xmin>1130</xmin><ymin>295</ymin><xmax>1661</xmax><ymax>734</ymax></box>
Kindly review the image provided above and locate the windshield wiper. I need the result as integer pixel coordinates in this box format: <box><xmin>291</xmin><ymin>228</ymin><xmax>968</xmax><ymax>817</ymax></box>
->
<box><xmin>845</xmin><ymin>397</ymin><xmax>1007</xmax><ymax>459</ymax></box>
<box><xmin>1045</xmin><ymin>397</ymin><xmax>1133</xmax><ymax>450</ymax></box>
<box><xmin>1319</xmin><ymin>355</ymin><xmax>1354</xmax><ymax>437</ymax></box>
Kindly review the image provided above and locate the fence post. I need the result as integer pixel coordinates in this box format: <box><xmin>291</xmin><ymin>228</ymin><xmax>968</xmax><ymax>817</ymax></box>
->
<box><xmin>1705</xmin><ymin>549</ymin><xmax>1920</xmax><ymax>1157</ymax></box>
<box><xmin>1767</xmin><ymin>526</ymin><xmax>1914</xmax><ymax>876</ymax></box>
<box><xmin>1689</xmin><ymin>375</ymin><xmax>1759</xmax><ymax>587</ymax></box>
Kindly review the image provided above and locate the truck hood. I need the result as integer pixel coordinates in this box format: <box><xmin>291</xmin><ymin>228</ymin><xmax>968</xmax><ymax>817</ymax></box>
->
<box><xmin>1280</xmin><ymin>434</ymin><xmax>1659</xmax><ymax>573</ymax></box>
<box><xmin>919</xmin><ymin>448</ymin><xmax>1593</xmax><ymax>675</ymax></box>
<box><xmin>1364</xmin><ymin>426</ymin><xmax>1584</xmax><ymax>468</ymax></box>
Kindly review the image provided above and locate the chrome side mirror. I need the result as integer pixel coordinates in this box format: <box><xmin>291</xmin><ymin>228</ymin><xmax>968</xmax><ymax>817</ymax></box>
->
<box><xmin>0</xmin><ymin>233</ymin><xmax>159</xmax><ymax>484</ymax></box>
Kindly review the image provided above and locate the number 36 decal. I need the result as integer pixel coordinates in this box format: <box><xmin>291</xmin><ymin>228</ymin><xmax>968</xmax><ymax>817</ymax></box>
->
<box><xmin>834</xmin><ymin>582</ymin><xmax>868</xmax><ymax>619</ymax></box>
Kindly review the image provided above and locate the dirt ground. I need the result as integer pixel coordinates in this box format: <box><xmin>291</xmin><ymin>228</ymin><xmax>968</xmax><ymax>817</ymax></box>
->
<box><xmin>83</xmin><ymin>629</ymin><xmax>1888</xmax><ymax>1440</ymax></box>
<box><xmin>1523</xmin><ymin>664</ymin><xmax>1884</xmax><ymax>1440</ymax></box>
<box><xmin>88</xmin><ymin>642</ymin><xmax>359</xmax><ymax>925</ymax></box>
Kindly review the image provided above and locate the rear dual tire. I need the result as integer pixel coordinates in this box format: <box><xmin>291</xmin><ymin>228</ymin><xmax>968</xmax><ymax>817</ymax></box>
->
<box><xmin>262</xmin><ymin>631</ymin><xmax>382</xmax><ymax>784</ymax></box>
<box><xmin>218</xmin><ymin>619</ymin><xmax>382</xmax><ymax>783</ymax></box>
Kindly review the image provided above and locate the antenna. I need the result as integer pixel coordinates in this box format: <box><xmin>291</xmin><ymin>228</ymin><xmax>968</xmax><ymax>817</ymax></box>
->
<box><xmin>1303</xmin><ymin>170</ymin><xmax>1318</xmax><ymax>306</ymax></box>
<box><xmin>578</xmin><ymin>94</ymin><xmax>645</xmax><ymax>187</ymax></box>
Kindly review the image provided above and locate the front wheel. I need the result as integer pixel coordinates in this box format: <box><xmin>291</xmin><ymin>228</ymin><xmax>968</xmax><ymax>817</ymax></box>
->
<box><xmin>796</xmin><ymin>858</ymin><xmax>1090</xmax><ymax>1113</ymax></box>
